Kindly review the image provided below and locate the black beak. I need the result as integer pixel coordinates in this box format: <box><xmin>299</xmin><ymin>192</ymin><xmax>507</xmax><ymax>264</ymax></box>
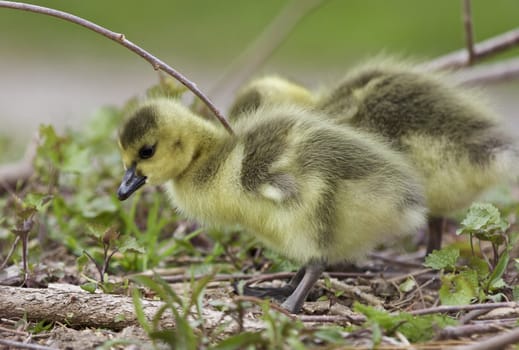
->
<box><xmin>117</xmin><ymin>165</ymin><xmax>147</xmax><ymax>201</ymax></box>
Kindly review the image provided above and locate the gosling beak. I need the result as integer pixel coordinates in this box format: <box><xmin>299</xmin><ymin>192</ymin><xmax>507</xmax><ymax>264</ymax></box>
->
<box><xmin>117</xmin><ymin>165</ymin><xmax>147</xmax><ymax>201</ymax></box>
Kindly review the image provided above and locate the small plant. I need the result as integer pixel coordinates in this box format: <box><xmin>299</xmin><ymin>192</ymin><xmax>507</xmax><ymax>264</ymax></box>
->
<box><xmin>354</xmin><ymin>302</ymin><xmax>456</xmax><ymax>345</ymax></box>
<box><xmin>425</xmin><ymin>203</ymin><xmax>517</xmax><ymax>305</ymax></box>
<box><xmin>131</xmin><ymin>273</ymin><xmax>213</xmax><ymax>349</ymax></box>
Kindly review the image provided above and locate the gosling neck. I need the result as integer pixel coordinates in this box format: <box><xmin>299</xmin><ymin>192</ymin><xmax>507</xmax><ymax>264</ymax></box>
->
<box><xmin>175</xmin><ymin>117</ymin><xmax>235</xmax><ymax>182</ymax></box>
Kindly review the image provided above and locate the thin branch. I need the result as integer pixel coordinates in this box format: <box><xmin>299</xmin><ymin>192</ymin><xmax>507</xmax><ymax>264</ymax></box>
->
<box><xmin>409</xmin><ymin>302</ymin><xmax>519</xmax><ymax>316</ymax></box>
<box><xmin>207</xmin><ymin>0</ymin><xmax>326</xmax><ymax>107</ymax></box>
<box><xmin>0</xmin><ymin>339</ymin><xmax>57</xmax><ymax>350</ymax></box>
<box><xmin>0</xmin><ymin>1</ymin><xmax>234</xmax><ymax>135</ymax></box>
<box><xmin>318</xmin><ymin>278</ymin><xmax>384</xmax><ymax>307</ymax></box>
<box><xmin>440</xmin><ymin>322</ymin><xmax>508</xmax><ymax>340</ymax></box>
<box><xmin>298</xmin><ymin>314</ymin><xmax>365</xmax><ymax>324</ymax></box>
<box><xmin>424</xmin><ymin>27</ymin><xmax>519</xmax><ymax>70</ymax></box>
<box><xmin>462</xmin><ymin>0</ymin><xmax>475</xmax><ymax>63</ymax></box>
<box><xmin>0</xmin><ymin>235</ymin><xmax>20</xmax><ymax>270</ymax></box>
<box><xmin>453</xmin><ymin>326</ymin><xmax>519</xmax><ymax>350</ymax></box>
<box><xmin>453</xmin><ymin>57</ymin><xmax>519</xmax><ymax>85</ymax></box>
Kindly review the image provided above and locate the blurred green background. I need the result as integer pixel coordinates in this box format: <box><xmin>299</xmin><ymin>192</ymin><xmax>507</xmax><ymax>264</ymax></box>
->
<box><xmin>0</xmin><ymin>0</ymin><xmax>518</xmax><ymax>159</ymax></box>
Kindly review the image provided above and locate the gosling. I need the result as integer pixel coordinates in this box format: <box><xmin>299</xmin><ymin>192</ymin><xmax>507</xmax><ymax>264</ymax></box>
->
<box><xmin>117</xmin><ymin>98</ymin><xmax>426</xmax><ymax>313</ymax></box>
<box><xmin>230</xmin><ymin>64</ymin><xmax>518</xmax><ymax>253</ymax></box>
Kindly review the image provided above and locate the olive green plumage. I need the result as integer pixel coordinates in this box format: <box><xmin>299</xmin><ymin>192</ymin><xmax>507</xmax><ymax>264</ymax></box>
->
<box><xmin>230</xmin><ymin>63</ymin><xmax>518</xmax><ymax>252</ymax></box>
<box><xmin>117</xmin><ymin>98</ymin><xmax>426</xmax><ymax>313</ymax></box>
<box><xmin>229</xmin><ymin>75</ymin><xmax>315</xmax><ymax>120</ymax></box>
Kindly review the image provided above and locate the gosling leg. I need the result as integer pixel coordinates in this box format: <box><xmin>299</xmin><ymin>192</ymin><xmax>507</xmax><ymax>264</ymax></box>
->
<box><xmin>426</xmin><ymin>216</ymin><xmax>445</xmax><ymax>255</ymax></box>
<box><xmin>281</xmin><ymin>261</ymin><xmax>325</xmax><ymax>314</ymax></box>
<box><xmin>239</xmin><ymin>266</ymin><xmax>307</xmax><ymax>300</ymax></box>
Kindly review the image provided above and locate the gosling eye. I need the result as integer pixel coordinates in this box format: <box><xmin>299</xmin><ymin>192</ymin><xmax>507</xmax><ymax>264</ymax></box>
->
<box><xmin>138</xmin><ymin>144</ymin><xmax>156</xmax><ymax>160</ymax></box>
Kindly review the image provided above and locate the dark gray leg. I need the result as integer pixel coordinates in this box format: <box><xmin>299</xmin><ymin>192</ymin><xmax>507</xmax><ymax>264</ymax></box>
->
<box><xmin>426</xmin><ymin>216</ymin><xmax>445</xmax><ymax>255</ymax></box>
<box><xmin>239</xmin><ymin>265</ymin><xmax>307</xmax><ymax>300</ymax></box>
<box><xmin>287</xmin><ymin>265</ymin><xmax>307</xmax><ymax>289</ymax></box>
<box><xmin>281</xmin><ymin>261</ymin><xmax>326</xmax><ymax>314</ymax></box>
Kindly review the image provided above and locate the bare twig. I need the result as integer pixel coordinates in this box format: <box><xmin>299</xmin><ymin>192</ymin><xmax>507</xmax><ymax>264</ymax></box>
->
<box><xmin>207</xmin><ymin>0</ymin><xmax>326</xmax><ymax>107</ymax></box>
<box><xmin>453</xmin><ymin>57</ymin><xmax>519</xmax><ymax>85</ymax></box>
<box><xmin>0</xmin><ymin>235</ymin><xmax>20</xmax><ymax>270</ymax></box>
<box><xmin>462</xmin><ymin>0</ymin><xmax>475</xmax><ymax>63</ymax></box>
<box><xmin>453</xmin><ymin>326</ymin><xmax>519</xmax><ymax>350</ymax></box>
<box><xmin>319</xmin><ymin>278</ymin><xmax>384</xmax><ymax>308</ymax></box>
<box><xmin>459</xmin><ymin>309</ymin><xmax>491</xmax><ymax>324</ymax></box>
<box><xmin>0</xmin><ymin>324</ymin><xmax>27</xmax><ymax>336</ymax></box>
<box><xmin>440</xmin><ymin>323</ymin><xmax>507</xmax><ymax>340</ymax></box>
<box><xmin>409</xmin><ymin>302</ymin><xmax>519</xmax><ymax>316</ymax></box>
<box><xmin>298</xmin><ymin>314</ymin><xmax>365</xmax><ymax>324</ymax></box>
<box><xmin>425</xmin><ymin>27</ymin><xmax>519</xmax><ymax>70</ymax></box>
<box><xmin>0</xmin><ymin>339</ymin><xmax>57</xmax><ymax>350</ymax></box>
<box><xmin>0</xmin><ymin>1</ymin><xmax>233</xmax><ymax>135</ymax></box>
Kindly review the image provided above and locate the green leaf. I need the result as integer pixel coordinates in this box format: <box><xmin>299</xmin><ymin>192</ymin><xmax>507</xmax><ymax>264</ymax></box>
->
<box><xmin>354</xmin><ymin>302</ymin><xmax>457</xmax><ymax>342</ymax></box>
<box><xmin>132</xmin><ymin>288</ymin><xmax>151</xmax><ymax>334</ymax></box>
<box><xmin>457</xmin><ymin>203</ymin><xmax>501</xmax><ymax>232</ymax></box>
<box><xmin>81</xmin><ymin>196</ymin><xmax>118</xmax><ymax>218</ymax></box>
<box><xmin>212</xmin><ymin>331</ymin><xmax>264</xmax><ymax>350</ymax></box>
<box><xmin>456</xmin><ymin>203</ymin><xmax>509</xmax><ymax>243</ymax></box>
<box><xmin>80</xmin><ymin>282</ymin><xmax>97</xmax><ymax>293</ymax></box>
<box><xmin>487</xmin><ymin>251</ymin><xmax>510</xmax><ymax>291</ymax></box>
<box><xmin>118</xmin><ymin>236</ymin><xmax>145</xmax><ymax>254</ymax></box>
<box><xmin>313</xmin><ymin>327</ymin><xmax>346</xmax><ymax>344</ymax></box>
<box><xmin>61</xmin><ymin>143</ymin><xmax>90</xmax><ymax>173</ymax></box>
<box><xmin>76</xmin><ymin>253</ymin><xmax>89</xmax><ymax>274</ymax></box>
<box><xmin>512</xmin><ymin>286</ymin><xmax>519</xmax><ymax>301</ymax></box>
<box><xmin>399</xmin><ymin>278</ymin><xmax>416</xmax><ymax>293</ymax></box>
<box><xmin>468</xmin><ymin>256</ymin><xmax>489</xmax><ymax>278</ymax></box>
<box><xmin>24</xmin><ymin>193</ymin><xmax>53</xmax><ymax>212</ymax></box>
<box><xmin>424</xmin><ymin>247</ymin><xmax>459</xmax><ymax>271</ymax></box>
<box><xmin>29</xmin><ymin>320</ymin><xmax>54</xmax><ymax>334</ymax></box>
<box><xmin>439</xmin><ymin>271</ymin><xmax>478</xmax><ymax>305</ymax></box>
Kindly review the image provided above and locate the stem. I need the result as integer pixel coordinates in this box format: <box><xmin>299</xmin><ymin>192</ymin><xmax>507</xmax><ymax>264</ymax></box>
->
<box><xmin>0</xmin><ymin>1</ymin><xmax>234</xmax><ymax>135</ymax></box>
<box><xmin>462</xmin><ymin>0</ymin><xmax>475</xmax><ymax>64</ymax></box>
<box><xmin>425</xmin><ymin>27</ymin><xmax>519</xmax><ymax>70</ymax></box>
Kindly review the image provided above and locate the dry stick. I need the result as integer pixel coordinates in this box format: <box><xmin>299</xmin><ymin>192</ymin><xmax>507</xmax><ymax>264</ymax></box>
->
<box><xmin>454</xmin><ymin>56</ymin><xmax>519</xmax><ymax>85</ymax></box>
<box><xmin>425</xmin><ymin>27</ymin><xmax>519</xmax><ymax>71</ymax></box>
<box><xmin>409</xmin><ymin>301</ymin><xmax>519</xmax><ymax>316</ymax></box>
<box><xmin>0</xmin><ymin>339</ymin><xmax>57</xmax><ymax>350</ymax></box>
<box><xmin>462</xmin><ymin>0</ymin><xmax>475</xmax><ymax>63</ymax></box>
<box><xmin>440</xmin><ymin>323</ymin><xmax>508</xmax><ymax>340</ymax></box>
<box><xmin>0</xmin><ymin>1</ymin><xmax>233</xmax><ymax>135</ymax></box>
<box><xmin>298</xmin><ymin>314</ymin><xmax>365</xmax><ymax>324</ymax></box>
<box><xmin>207</xmin><ymin>0</ymin><xmax>326</xmax><ymax>106</ymax></box>
<box><xmin>320</xmin><ymin>278</ymin><xmax>384</xmax><ymax>308</ymax></box>
<box><xmin>453</xmin><ymin>326</ymin><xmax>519</xmax><ymax>350</ymax></box>
<box><xmin>459</xmin><ymin>309</ymin><xmax>491</xmax><ymax>325</ymax></box>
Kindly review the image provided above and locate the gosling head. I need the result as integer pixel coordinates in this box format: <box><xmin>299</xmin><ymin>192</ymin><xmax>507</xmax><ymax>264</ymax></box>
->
<box><xmin>117</xmin><ymin>99</ymin><xmax>200</xmax><ymax>201</ymax></box>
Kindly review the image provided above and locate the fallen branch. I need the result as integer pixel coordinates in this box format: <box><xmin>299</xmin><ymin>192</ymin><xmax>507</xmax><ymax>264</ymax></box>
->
<box><xmin>0</xmin><ymin>339</ymin><xmax>57</xmax><ymax>350</ymax></box>
<box><xmin>424</xmin><ymin>27</ymin><xmax>519</xmax><ymax>70</ymax></box>
<box><xmin>319</xmin><ymin>278</ymin><xmax>385</xmax><ymax>308</ymax></box>
<box><xmin>0</xmin><ymin>285</ymin><xmax>174</xmax><ymax>331</ymax></box>
<box><xmin>439</xmin><ymin>322</ymin><xmax>509</xmax><ymax>340</ymax></box>
<box><xmin>409</xmin><ymin>302</ymin><xmax>519</xmax><ymax>316</ymax></box>
<box><xmin>453</xmin><ymin>57</ymin><xmax>519</xmax><ymax>85</ymax></box>
<box><xmin>0</xmin><ymin>1</ymin><xmax>233</xmax><ymax>135</ymax></box>
<box><xmin>453</xmin><ymin>326</ymin><xmax>519</xmax><ymax>350</ymax></box>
